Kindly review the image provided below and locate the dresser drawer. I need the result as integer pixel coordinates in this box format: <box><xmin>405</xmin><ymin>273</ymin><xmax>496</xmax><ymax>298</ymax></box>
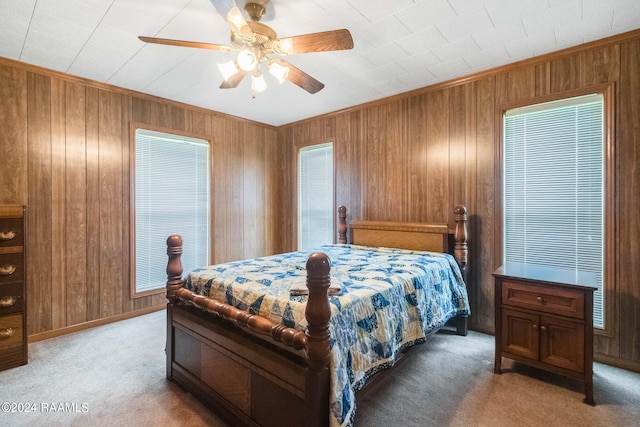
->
<box><xmin>0</xmin><ymin>252</ymin><xmax>24</xmax><ymax>284</ymax></box>
<box><xmin>0</xmin><ymin>217</ymin><xmax>24</xmax><ymax>248</ymax></box>
<box><xmin>0</xmin><ymin>313</ymin><xmax>23</xmax><ymax>352</ymax></box>
<box><xmin>502</xmin><ymin>280</ymin><xmax>585</xmax><ymax>319</ymax></box>
<box><xmin>0</xmin><ymin>282</ymin><xmax>24</xmax><ymax>315</ymax></box>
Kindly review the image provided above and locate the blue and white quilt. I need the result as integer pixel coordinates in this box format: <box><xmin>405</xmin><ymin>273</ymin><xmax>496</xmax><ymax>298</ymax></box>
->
<box><xmin>185</xmin><ymin>244</ymin><xmax>470</xmax><ymax>427</ymax></box>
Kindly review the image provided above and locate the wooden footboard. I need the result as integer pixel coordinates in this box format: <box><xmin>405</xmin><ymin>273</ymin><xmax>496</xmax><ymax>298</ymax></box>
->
<box><xmin>166</xmin><ymin>236</ymin><xmax>331</xmax><ymax>427</ymax></box>
<box><xmin>164</xmin><ymin>205</ymin><xmax>469</xmax><ymax>427</ymax></box>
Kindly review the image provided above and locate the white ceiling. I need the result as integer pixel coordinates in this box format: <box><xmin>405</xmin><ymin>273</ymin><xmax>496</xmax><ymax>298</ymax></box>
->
<box><xmin>1</xmin><ymin>0</ymin><xmax>639</xmax><ymax>126</ymax></box>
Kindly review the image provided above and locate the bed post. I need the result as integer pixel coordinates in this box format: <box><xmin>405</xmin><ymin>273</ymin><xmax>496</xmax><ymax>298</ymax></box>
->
<box><xmin>166</xmin><ymin>234</ymin><xmax>184</xmax><ymax>304</ymax></box>
<box><xmin>453</xmin><ymin>206</ymin><xmax>469</xmax><ymax>336</ymax></box>
<box><xmin>304</xmin><ymin>252</ymin><xmax>331</xmax><ymax>427</ymax></box>
<box><xmin>337</xmin><ymin>205</ymin><xmax>347</xmax><ymax>244</ymax></box>
<box><xmin>166</xmin><ymin>234</ymin><xmax>184</xmax><ymax>380</ymax></box>
<box><xmin>453</xmin><ymin>205</ymin><xmax>468</xmax><ymax>280</ymax></box>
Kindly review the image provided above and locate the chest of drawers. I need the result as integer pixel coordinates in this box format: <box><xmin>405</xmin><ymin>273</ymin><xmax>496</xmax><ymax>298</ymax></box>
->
<box><xmin>0</xmin><ymin>205</ymin><xmax>27</xmax><ymax>371</ymax></box>
<box><xmin>493</xmin><ymin>262</ymin><xmax>596</xmax><ymax>405</ymax></box>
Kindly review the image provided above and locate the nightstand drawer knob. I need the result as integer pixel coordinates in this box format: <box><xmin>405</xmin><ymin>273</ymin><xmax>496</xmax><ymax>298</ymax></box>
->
<box><xmin>536</xmin><ymin>296</ymin><xmax>543</xmax><ymax>302</ymax></box>
<box><xmin>0</xmin><ymin>327</ymin><xmax>16</xmax><ymax>340</ymax></box>
<box><xmin>0</xmin><ymin>231</ymin><xmax>16</xmax><ymax>241</ymax></box>
<box><xmin>0</xmin><ymin>296</ymin><xmax>18</xmax><ymax>307</ymax></box>
<box><xmin>533</xmin><ymin>324</ymin><xmax>538</xmax><ymax>329</ymax></box>
<box><xmin>0</xmin><ymin>265</ymin><xmax>16</xmax><ymax>276</ymax></box>
<box><xmin>540</xmin><ymin>325</ymin><xmax>547</xmax><ymax>331</ymax></box>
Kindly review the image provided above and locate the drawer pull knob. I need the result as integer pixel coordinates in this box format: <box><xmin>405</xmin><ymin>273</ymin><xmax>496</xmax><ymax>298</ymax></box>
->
<box><xmin>540</xmin><ymin>325</ymin><xmax>547</xmax><ymax>331</ymax></box>
<box><xmin>533</xmin><ymin>324</ymin><xmax>538</xmax><ymax>329</ymax></box>
<box><xmin>536</xmin><ymin>296</ymin><xmax>543</xmax><ymax>303</ymax></box>
<box><xmin>0</xmin><ymin>231</ymin><xmax>16</xmax><ymax>241</ymax></box>
<box><xmin>0</xmin><ymin>327</ymin><xmax>16</xmax><ymax>340</ymax></box>
<box><xmin>0</xmin><ymin>265</ymin><xmax>16</xmax><ymax>276</ymax></box>
<box><xmin>0</xmin><ymin>296</ymin><xmax>18</xmax><ymax>307</ymax></box>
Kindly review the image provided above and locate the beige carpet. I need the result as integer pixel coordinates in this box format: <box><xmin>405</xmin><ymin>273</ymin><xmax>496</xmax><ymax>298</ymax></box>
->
<box><xmin>0</xmin><ymin>310</ymin><xmax>638</xmax><ymax>427</ymax></box>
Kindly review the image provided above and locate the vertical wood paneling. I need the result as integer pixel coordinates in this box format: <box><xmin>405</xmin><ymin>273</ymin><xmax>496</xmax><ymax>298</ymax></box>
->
<box><xmin>50</xmin><ymin>78</ymin><xmax>66</xmax><ymax>330</ymax></box>
<box><xmin>449</xmin><ymin>85</ymin><xmax>467</xmax><ymax>223</ymax></box>
<box><xmin>496</xmin><ymin>67</ymin><xmax>536</xmax><ymax>104</ymax></box>
<box><xmin>98</xmin><ymin>90</ymin><xmax>123</xmax><ymax>318</ymax></box>
<box><xmin>407</xmin><ymin>95</ymin><xmax>428</xmax><ymax>222</ymax></box>
<box><xmin>425</xmin><ymin>90</ymin><xmax>449</xmax><ymax>222</ymax></box>
<box><xmin>0</xmin><ymin>65</ymin><xmax>27</xmax><ymax>204</ymax></box>
<box><xmin>170</xmin><ymin>106</ymin><xmax>186</xmax><ymax>131</ymax></box>
<box><xmin>550</xmin><ymin>55</ymin><xmax>580</xmax><ymax>93</ymax></box>
<box><xmin>64</xmin><ymin>81</ymin><xmax>88</xmax><ymax>326</ymax></box>
<box><xmin>85</xmin><ymin>87</ymin><xmax>101</xmax><ymax>321</ymax></box>
<box><xmin>579</xmin><ymin>45</ymin><xmax>620</xmax><ymax>87</ymax></box>
<box><xmin>618</xmin><ymin>39</ymin><xmax>640</xmax><ymax>362</ymax></box>
<box><xmin>26</xmin><ymin>72</ymin><xmax>53</xmax><ymax>334</ymax></box>
<box><xmin>473</xmin><ymin>77</ymin><xmax>496</xmax><ymax>330</ymax></box>
<box><xmin>120</xmin><ymin>94</ymin><xmax>133</xmax><ymax>313</ymax></box>
<box><xmin>243</xmin><ymin>125</ymin><xmax>259</xmax><ymax>258</ymax></box>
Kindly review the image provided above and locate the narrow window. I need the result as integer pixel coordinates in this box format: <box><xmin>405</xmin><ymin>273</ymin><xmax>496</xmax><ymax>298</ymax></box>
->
<box><xmin>503</xmin><ymin>94</ymin><xmax>606</xmax><ymax>327</ymax></box>
<box><xmin>133</xmin><ymin>128</ymin><xmax>210</xmax><ymax>295</ymax></box>
<box><xmin>298</xmin><ymin>142</ymin><xmax>334</xmax><ymax>250</ymax></box>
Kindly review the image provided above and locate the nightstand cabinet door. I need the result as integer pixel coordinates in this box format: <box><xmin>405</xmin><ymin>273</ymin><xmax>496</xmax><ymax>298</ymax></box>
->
<box><xmin>502</xmin><ymin>309</ymin><xmax>539</xmax><ymax>360</ymax></box>
<box><xmin>540</xmin><ymin>315</ymin><xmax>585</xmax><ymax>373</ymax></box>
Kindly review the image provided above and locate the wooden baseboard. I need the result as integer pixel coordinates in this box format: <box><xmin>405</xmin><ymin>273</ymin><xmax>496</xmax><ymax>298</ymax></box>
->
<box><xmin>28</xmin><ymin>305</ymin><xmax>166</xmax><ymax>343</ymax></box>
<box><xmin>595</xmin><ymin>353</ymin><xmax>640</xmax><ymax>373</ymax></box>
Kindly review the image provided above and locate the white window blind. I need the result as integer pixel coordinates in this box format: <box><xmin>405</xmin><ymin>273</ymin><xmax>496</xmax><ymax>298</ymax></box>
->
<box><xmin>298</xmin><ymin>143</ymin><xmax>333</xmax><ymax>250</ymax></box>
<box><xmin>135</xmin><ymin>129</ymin><xmax>210</xmax><ymax>294</ymax></box>
<box><xmin>503</xmin><ymin>94</ymin><xmax>605</xmax><ymax>327</ymax></box>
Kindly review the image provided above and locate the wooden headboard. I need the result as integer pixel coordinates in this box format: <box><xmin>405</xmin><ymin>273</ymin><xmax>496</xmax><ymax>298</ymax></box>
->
<box><xmin>336</xmin><ymin>205</ymin><xmax>468</xmax><ymax>277</ymax></box>
<box><xmin>349</xmin><ymin>221</ymin><xmax>450</xmax><ymax>253</ymax></box>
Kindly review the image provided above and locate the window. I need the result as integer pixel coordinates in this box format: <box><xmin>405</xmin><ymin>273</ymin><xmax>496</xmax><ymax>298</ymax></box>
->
<box><xmin>298</xmin><ymin>142</ymin><xmax>333</xmax><ymax>250</ymax></box>
<box><xmin>133</xmin><ymin>128</ymin><xmax>210</xmax><ymax>295</ymax></box>
<box><xmin>503</xmin><ymin>94</ymin><xmax>607</xmax><ymax>328</ymax></box>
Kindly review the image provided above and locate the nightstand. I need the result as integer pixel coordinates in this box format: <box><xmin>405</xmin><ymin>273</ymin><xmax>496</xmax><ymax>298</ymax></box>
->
<box><xmin>493</xmin><ymin>262</ymin><xmax>597</xmax><ymax>405</ymax></box>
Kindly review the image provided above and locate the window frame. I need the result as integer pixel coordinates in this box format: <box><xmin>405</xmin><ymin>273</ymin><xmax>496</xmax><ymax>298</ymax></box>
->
<box><xmin>495</xmin><ymin>83</ymin><xmax>615</xmax><ymax>336</ymax></box>
<box><xmin>129</xmin><ymin>123</ymin><xmax>213</xmax><ymax>299</ymax></box>
<box><xmin>294</xmin><ymin>139</ymin><xmax>335</xmax><ymax>251</ymax></box>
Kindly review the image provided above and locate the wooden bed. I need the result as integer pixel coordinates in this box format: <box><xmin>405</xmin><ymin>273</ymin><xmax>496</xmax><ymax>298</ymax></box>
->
<box><xmin>165</xmin><ymin>205</ymin><xmax>469</xmax><ymax>427</ymax></box>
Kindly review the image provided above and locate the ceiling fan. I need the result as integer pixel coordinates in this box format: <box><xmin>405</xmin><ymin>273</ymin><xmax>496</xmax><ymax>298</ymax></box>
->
<box><xmin>138</xmin><ymin>0</ymin><xmax>354</xmax><ymax>96</ymax></box>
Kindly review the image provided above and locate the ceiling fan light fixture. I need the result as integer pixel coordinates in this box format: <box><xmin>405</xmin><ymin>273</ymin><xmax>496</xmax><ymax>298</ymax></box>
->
<box><xmin>251</xmin><ymin>70</ymin><xmax>267</xmax><ymax>93</ymax></box>
<box><xmin>237</xmin><ymin>48</ymin><xmax>259</xmax><ymax>71</ymax></box>
<box><xmin>268</xmin><ymin>60</ymin><xmax>289</xmax><ymax>84</ymax></box>
<box><xmin>226</xmin><ymin>7</ymin><xmax>252</xmax><ymax>38</ymax></box>
<box><xmin>217</xmin><ymin>60</ymin><xmax>239</xmax><ymax>80</ymax></box>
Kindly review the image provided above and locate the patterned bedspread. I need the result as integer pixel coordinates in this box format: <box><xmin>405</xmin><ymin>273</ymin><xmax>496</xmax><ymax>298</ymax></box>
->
<box><xmin>185</xmin><ymin>244</ymin><xmax>470</xmax><ymax>427</ymax></box>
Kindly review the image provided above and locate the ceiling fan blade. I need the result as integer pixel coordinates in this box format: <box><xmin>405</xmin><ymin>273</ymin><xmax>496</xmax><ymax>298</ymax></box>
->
<box><xmin>277</xmin><ymin>60</ymin><xmax>325</xmax><ymax>94</ymax></box>
<box><xmin>219</xmin><ymin>69</ymin><xmax>247</xmax><ymax>89</ymax></box>
<box><xmin>209</xmin><ymin>0</ymin><xmax>254</xmax><ymax>39</ymax></box>
<box><xmin>138</xmin><ymin>36</ymin><xmax>234</xmax><ymax>51</ymax></box>
<box><xmin>275</xmin><ymin>29</ymin><xmax>354</xmax><ymax>55</ymax></box>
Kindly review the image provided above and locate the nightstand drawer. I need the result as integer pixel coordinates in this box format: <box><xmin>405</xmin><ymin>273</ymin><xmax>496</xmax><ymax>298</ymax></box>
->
<box><xmin>0</xmin><ymin>314</ymin><xmax>23</xmax><ymax>352</ymax></box>
<box><xmin>0</xmin><ymin>252</ymin><xmax>24</xmax><ymax>284</ymax></box>
<box><xmin>0</xmin><ymin>217</ymin><xmax>24</xmax><ymax>248</ymax></box>
<box><xmin>0</xmin><ymin>282</ymin><xmax>24</xmax><ymax>315</ymax></box>
<box><xmin>502</xmin><ymin>280</ymin><xmax>585</xmax><ymax>319</ymax></box>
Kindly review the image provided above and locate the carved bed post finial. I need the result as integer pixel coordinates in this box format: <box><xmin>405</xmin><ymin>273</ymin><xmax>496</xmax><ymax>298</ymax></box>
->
<box><xmin>453</xmin><ymin>205</ymin><xmax>468</xmax><ymax>280</ymax></box>
<box><xmin>166</xmin><ymin>234</ymin><xmax>184</xmax><ymax>304</ymax></box>
<box><xmin>305</xmin><ymin>252</ymin><xmax>332</xmax><ymax>371</ymax></box>
<box><xmin>337</xmin><ymin>205</ymin><xmax>347</xmax><ymax>244</ymax></box>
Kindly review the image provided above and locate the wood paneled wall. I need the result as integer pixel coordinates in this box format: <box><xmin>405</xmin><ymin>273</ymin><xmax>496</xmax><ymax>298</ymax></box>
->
<box><xmin>279</xmin><ymin>32</ymin><xmax>640</xmax><ymax>370</ymax></box>
<box><xmin>0</xmin><ymin>58</ymin><xmax>278</xmax><ymax>337</ymax></box>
